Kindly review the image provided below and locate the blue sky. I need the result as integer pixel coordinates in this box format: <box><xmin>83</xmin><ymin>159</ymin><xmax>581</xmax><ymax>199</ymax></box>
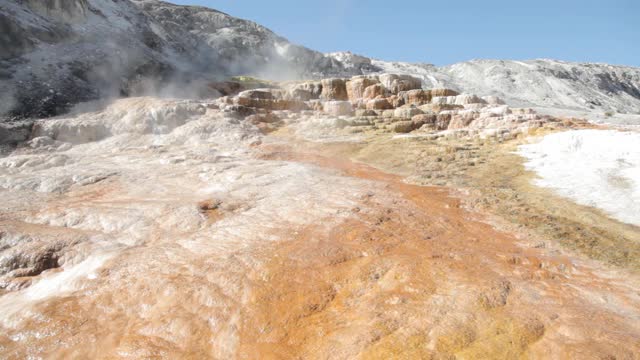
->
<box><xmin>170</xmin><ymin>0</ymin><xmax>639</xmax><ymax>67</ymax></box>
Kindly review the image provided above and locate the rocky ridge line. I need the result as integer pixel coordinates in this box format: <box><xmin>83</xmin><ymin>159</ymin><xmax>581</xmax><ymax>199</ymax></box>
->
<box><xmin>2</xmin><ymin>0</ymin><xmax>640</xmax><ymax>126</ymax></box>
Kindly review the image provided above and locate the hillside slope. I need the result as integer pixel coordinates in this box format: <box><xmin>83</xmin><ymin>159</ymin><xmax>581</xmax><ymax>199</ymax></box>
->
<box><xmin>0</xmin><ymin>0</ymin><xmax>379</xmax><ymax>119</ymax></box>
<box><xmin>367</xmin><ymin>56</ymin><xmax>640</xmax><ymax>114</ymax></box>
<box><xmin>1</xmin><ymin>0</ymin><xmax>639</xmax><ymax>120</ymax></box>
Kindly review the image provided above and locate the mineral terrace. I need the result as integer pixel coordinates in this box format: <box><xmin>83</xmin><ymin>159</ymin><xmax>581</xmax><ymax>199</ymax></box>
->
<box><xmin>1</xmin><ymin>73</ymin><xmax>639</xmax><ymax>359</ymax></box>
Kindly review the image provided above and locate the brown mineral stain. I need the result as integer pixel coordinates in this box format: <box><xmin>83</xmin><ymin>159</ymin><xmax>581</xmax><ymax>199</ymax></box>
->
<box><xmin>237</xmin><ymin>142</ymin><xmax>640</xmax><ymax>359</ymax></box>
<box><xmin>1</xmin><ymin>138</ymin><xmax>638</xmax><ymax>359</ymax></box>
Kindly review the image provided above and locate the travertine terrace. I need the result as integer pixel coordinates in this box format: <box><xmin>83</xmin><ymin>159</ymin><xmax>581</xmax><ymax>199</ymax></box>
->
<box><xmin>1</xmin><ymin>73</ymin><xmax>639</xmax><ymax>358</ymax></box>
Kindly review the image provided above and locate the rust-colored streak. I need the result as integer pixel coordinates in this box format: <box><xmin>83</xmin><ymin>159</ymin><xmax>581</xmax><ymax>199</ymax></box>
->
<box><xmin>1</xmin><ymin>140</ymin><xmax>638</xmax><ymax>359</ymax></box>
<box><xmin>239</xmin><ymin>142</ymin><xmax>640</xmax><ymax>359</ymax></box>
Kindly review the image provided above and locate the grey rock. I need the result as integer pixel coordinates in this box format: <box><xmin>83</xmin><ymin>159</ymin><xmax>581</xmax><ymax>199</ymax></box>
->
<box><xmin>0</xmin><ymin>0</ymin><xmax>381</xmax><ymax>120</ymax></box>
<box><xmin>0</xmin><ymin>120</ymin><xmax>33</xmax><ymax>146</ymax></box>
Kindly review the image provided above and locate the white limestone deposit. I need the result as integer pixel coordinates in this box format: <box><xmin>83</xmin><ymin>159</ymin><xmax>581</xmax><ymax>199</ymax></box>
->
<box><xmin>0</xmin><ymin>97</ymin><xmax>387</xmax><ymax>356</ymax></box>
<box><xmin>519</xmin><ymin>129</ymin><xmax>640</xmax><ymax>226</ymax></box>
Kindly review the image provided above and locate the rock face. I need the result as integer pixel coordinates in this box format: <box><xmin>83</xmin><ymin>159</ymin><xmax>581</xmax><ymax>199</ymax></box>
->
<box><xmin>371</xmin><ymin>58</ymin><xmax>640</xmax><ymax>114</ymax></box>
<box><xmin>394</xmin><ymin>106</ymin><xmax>423</xmax><ymax>119</ymax></box>
<box><xmin>430</xmin><ymin>88</ymin><xmax>460</xmax><ymax>97</ymax></box>
<box><xmin>23</xmin><ymin>0</ymin><xmax>88</xmax><ymax>23</ymax></box>
<box><xmin>391</xmin><ymin>118</ymin><xmax>428</xmax><ymax>133</ymax></box>
<box><xmin>366</xmin><ymin>98</ymin><xmax>393</xmax><ymax>110</ymax></box>
<box><xmin>321</xmin><ymin>78</ymin><xmax>349</xmax><ymax>101</ymax></box>
<box><xmin>203</xmin><ymin>71</ymin><xmax>549</xmax><ymax>139</ymax></box>
<box><xmin>234</xmin><ymin>89</ymin><xmax>307</xmax><ymax>111</ymax></box>
<box><xmin>411</xmin><ymin>113</ymin><xmax>437</xmax><ymax>127</ymax></box>
<box><xmin>0</xmin><ymin>120</ymin><xmax>33</xmax><ymax>146</ymax></box>
<box><xmin>379</xmin><ymin>74</ymin><xmax>422</xmax><ymax>94</ymax></box>
<box><xmin>346</xmin><ymin>76</ymin><xmax>379</xmax><ymax>102</ymax></box>
<box><xmin>0</xmin><ymin>0</ymin><xmax>381</xmax><ymax>119</ymax></box>
<box><xmin>323</xmin><ymin>101</ymin><xmax>353</xmax><ymax>116</ymax></box>
<box><xmin>448</xmin><ymin>111</ymin><xmax>478</xmax><ymax>129</ymax></box>
<box><xmin>401</xmin><ymin>89</ymin><xmax>432</xmax><ymax>105</ymax></box>
<box><xmin>432</xmin><ymin>94</ymin><xmax>486</xmax><ymax>106</ymax></box>
<box><xmin>363</xmin><ymin>84</ymin><xmax>387</xmax><ymax>100</ymax></box>
<box><xmin>286</xmin><ymin>81</ymin><xmax>323</xmax><ymax>100</ymax></box>
<box><xmin>392</xmin><ymin>120</ymin><xmax>417</xmax><ymax>133</ymax></box>
<box><xmin>436</xmin><ymin>113</ymin><xmax>452</xmax><ymax>130</ymax></box>
<box><xmin>387</xmin><ymin>95</ymin><xmax>405</xmax><ymax>108</ymax></box>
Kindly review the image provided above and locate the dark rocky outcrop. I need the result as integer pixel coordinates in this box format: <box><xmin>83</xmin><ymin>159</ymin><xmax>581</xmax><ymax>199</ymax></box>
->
<box><xmin>0</xmin><ymin>0</ymin><xmax>381</xmax><ymax>120</ymax></box>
